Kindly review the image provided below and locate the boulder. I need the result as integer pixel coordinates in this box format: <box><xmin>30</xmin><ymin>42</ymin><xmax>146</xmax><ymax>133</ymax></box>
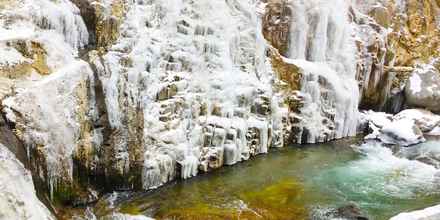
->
<box><xmin>378</xmin><ymin>118</ymin><xmax>425</xmax><ymax>146</ymax></box>
<box><xmin>362</xmin><ymin>110</ymin><xmax>427</xmax><ymax>146</ymax></box>
<box><xmin>405</xmin><ymin>64</ymin><xmax>440</xmax><ymax>113</ymax></box>
<box><xmin>334</xmin><ymin>203</ymin><xmax>369</xmax><ymax>220</ymax></box>
<box><xmin>394</xmin><ymin>109</ymin><xmax>440</xmax><ymax>133</ymax></box>
<box><xmin>390</xmin><ymin>204</ymin><xmax>440</xmax><ymax>220</ymax></box>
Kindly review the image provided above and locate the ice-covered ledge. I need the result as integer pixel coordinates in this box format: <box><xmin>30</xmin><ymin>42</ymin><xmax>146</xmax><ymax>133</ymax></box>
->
<box><xmin>390</xmin><ymin>204</ymin><xmax>440</xmax><ymax>220</ymax></box>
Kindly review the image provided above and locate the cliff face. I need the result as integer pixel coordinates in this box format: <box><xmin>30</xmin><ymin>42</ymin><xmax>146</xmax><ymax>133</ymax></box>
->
<box><xmin>0</xmin><ymin>0</ymin><xmax>439</xmax><ymax>217</ymax></box>
<box><xmin>354</xmin><ymin>0</ymin><xmax>440</xmax><ymax>112</ymax></box>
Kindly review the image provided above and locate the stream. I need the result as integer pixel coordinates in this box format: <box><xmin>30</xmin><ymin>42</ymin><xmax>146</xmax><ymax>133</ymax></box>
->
<box><xmin>95</xmin><ymin>137</ymin><xmax>440</xmax><ymax>220</ymax></box>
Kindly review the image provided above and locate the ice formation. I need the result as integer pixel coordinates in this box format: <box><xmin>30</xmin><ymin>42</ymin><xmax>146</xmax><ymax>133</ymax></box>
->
<box><xmin>3</xmin><ymin>60</ymin><xmax>95</xmax><ymax>197</ymax></box>
<box><xmin>89</xmin><ymin>0</ymin><xmax>282</xmax><ymax>190</ymax></box>
<box><xmin>0</xmin><ymin>143</ymin><xmax>55</xmax><ymax>220</ymax></box>
<box><xmin>284</xmin><ymin>0</ymin><xmax>360</xmax><ymax>143</ymax></box>
<box><xmin>0</xmin><ymin>0</ymin><xmax>364</xmax><ymax>193</ymax></box>
<box><xmin>0</xmin><ymin>0</ymin><xmax>94</xmax><ymax>198</ymax></box>
<box><xmin>0</xmin><ymin>0</ymin><xmax>88</xmax><ymax>53</ymax></box>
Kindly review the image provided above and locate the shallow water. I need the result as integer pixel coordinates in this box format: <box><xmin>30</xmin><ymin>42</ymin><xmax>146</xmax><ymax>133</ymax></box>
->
<box><xmin>104</xmin><ymin>137</ymin><xmax>440</xmax><ymax>220</ymax></box>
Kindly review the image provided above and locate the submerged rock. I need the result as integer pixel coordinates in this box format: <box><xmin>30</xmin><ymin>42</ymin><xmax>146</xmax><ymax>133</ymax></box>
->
<box><xmin>311</xmin><ymin>203</ymin><xmax>369</xmax><ymax>220</ymax></box>
<box><xmin>334</xmin><ymin>203</ymin><xmax>369</xmax><ymax>220</ymax></box>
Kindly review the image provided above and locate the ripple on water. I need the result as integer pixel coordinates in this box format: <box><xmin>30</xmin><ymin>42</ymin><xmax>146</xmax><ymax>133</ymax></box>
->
<box><xmin>311</xmin><ymin>141</ymin><xmax>440</xmax><ymax>219</ymax></box>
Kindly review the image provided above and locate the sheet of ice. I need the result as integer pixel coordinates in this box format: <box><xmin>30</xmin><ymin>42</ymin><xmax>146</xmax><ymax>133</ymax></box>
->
<box><xmin>0</xmin><ymin>143</ymin><xmax>55</xmax><ymax>220</ymax></box>
<box><xmin>24</xmin><ymin>0</ymin><xmax>89</xmax><ymax>49</ymax></box>
<box><xmin>2</xmin><ymin>60</ymin><xmax>94</xmax><ymax>196</ymax></box>
<box><xmin>0</xmin><ymin>0</ymin><xmax>86</xmax><ymax>78</ymax></box>
<box><xmin>284</xmin><ymin>0</ymin><xmax>360</xmax><ymax>143</ymax></box>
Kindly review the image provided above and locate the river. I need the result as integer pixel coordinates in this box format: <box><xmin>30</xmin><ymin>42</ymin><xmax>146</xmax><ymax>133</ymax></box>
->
<box><xmin>93</xmin><ymin>137</ymin><xmax>440</xmax><ymax>220</ymax></box>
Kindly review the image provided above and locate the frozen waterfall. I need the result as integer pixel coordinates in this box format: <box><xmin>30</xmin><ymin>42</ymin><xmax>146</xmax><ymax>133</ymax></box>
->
<box><xmin>287</xmin><ymin>0</ymin><xmax>360</xmax><ymax>143</ymax></box>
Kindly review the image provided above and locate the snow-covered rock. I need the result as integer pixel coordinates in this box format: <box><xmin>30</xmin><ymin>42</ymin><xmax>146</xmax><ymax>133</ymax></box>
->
<box><xmin>405</xmin><ymin>63</ymin><xmax>440</xmax><ymax>113</ymax></box>
<box><xmin>0</xmin><ymin>0</ymin><xmax>88</xmax><ymax>76</ymax></box>
<box><xmin>361</xmin><ymin>110</ymin><xmax>437</xmax><ymax>146</ymax></box>
<box><xmin>428</xmin><ymin>127</ymin><xmax>440</xmax><ymax>136</ymax></box>
<box><xmin>0</xmin><ymin>0</ymin><xmax>98</xmax><ymax>203</ymax></box>
<box><xmin>2</xmin><ymin>60</ymin><xmax>96</xmax><ymax>196</ymax></box>
<box><xmin>397</xmin><ymin>139</ymin><xmax>440</xmax><ymax>168</ymax></box>
<box><xmin>378</xmin><ymin>118</ymin><xmax>425</xmax><ymax>146</ymax></box>
<box><xmin>0</xmin><ymin>143</ymin><xmax>55</xmax><ymax>220</ymax></box>
<box><xmin>362</xmin><ymin>110</ymin><xmax>392</xmax><ymax>140</ymax></box>
<box><xmin>394</xmin><ymin>109</ymin><xmax>440</xmax><ymax>133</ymax></box>
<box><xmin>390</xmin><ymin>204</ymin><xmax>440</xmax><ymax>220</ymax></box>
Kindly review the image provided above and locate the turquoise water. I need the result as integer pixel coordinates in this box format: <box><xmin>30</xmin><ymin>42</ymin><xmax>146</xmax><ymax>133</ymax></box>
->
<box><xmin>101</xmin><ymin>137</ymin><xmax>440</xmax><ymax>220</ymax></box>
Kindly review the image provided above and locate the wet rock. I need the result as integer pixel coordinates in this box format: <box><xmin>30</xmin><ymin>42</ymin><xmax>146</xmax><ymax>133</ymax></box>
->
<box><xmin>200</xmin><ymin>147</ymin><xmax>224</xmax><ymax>172</ymax></box>
<box><xmin>334</xmin><ymin>203</ymin><xmax>369</xmax><ymax>220</ymax></box>
<box><xmin>269</xmin><ymin>48</ymin><xmax>302</xmax><ymax>92</ymax></box>
<box><xmin>0</xmin><ymin>115</ymin><xmax>27</xmax><ymax>166</ymax></box>
<box><xmin>72</xmin><ymin>188</ymin><xmax>99</xmax><ymax>207</ymax></box>
<box><xmin>2</xmin><ymin>60</ymin><xmax>97</xmax><ymax>196</ymax></box>
<box><xmin>313</xmin><ymin>203</ymin><xmax>369</xmax><ymax>220</ymax></box>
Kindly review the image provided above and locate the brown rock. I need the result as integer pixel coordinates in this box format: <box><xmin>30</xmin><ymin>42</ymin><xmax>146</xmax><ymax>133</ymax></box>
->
<box><xmin>262</xmin><ymin>0</ymin><xmax>291</xmax><ymax>55</ymax></box>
